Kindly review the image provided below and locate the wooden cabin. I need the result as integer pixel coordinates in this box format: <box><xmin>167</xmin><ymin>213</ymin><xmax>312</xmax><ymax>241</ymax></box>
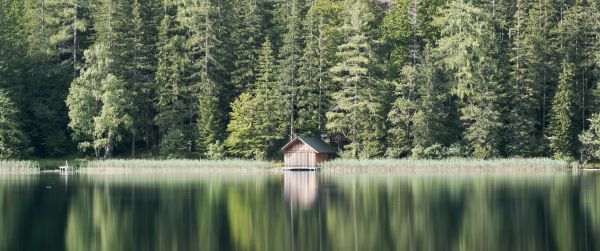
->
<box><xmin>281</xmin><ymin>136</ymin><xmax>337</xmax><ymax>170</ymax></box>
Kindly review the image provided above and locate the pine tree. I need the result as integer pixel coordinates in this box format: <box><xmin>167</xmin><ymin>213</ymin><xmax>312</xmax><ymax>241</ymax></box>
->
<box><xmin>230</xmin><ymin>0</ymin><xmax>262</xmax><ymax>93</ymax></box>
<box><xmin>327</xmin><ymin>0</ymin><xmax>385</xmax><ymax>158</ymax></box>
<box><xmin>154</xmin><ymin>12</ymin><xmax>191</xmax><ymax>157</ymax></box>
<box><xmin>547</xmin><ymin>59</ymin><xmax>576</xmax><ymax>160</ymax></box>
<box><xmin>295</xmin><ymin>0</ymin><xmax>343</xmax><ymax>137</ymax></box>
<box><xmin>433</xmin><ymin>1</ymin><xmax>504</xmax><ymax>158</ymax></box>
<box><xmin>177</xmin><ymin>0</ymin><xmax>225</xmax><ymax>154</ymax></box>
<box><xmin>0</xmin><ymin>90</ymin><xmax>29</xmax><ymax>159</ymax></box>
<box><xmin>129</xmin><ymin>0</ymin><xmax>160</xmax><ymax>157</ymax></box>
<box><xmin>226</xmin><ymin>38</ymin><xmax>286</xmax><ymax>159</ymax></box>
<box><xmin>506</xmin><ymin>0</ymin><xmax>543</xmax><ymax>156</ymax></box>
<box><xmin>386</xmin><ymin>66</ymin><xmax>417</xmax><ymax>158</ymax></box>
<box><xmin>411</xmin><ymin>47</ymin><xmax>455</xmax><ymax>149</ymax></box>
<box><xmin>278</xmin><ymin>0</ymin><xmax>304</xmax><ymax>138</ymax></box>
<box><xmin>45</xmin><ymin>0</ymin><xmax>91</xmax><ymax>73</ymax></box>
<box><xmin>524</xmin><ymin>0</ymin><xmax>559</xmax><ymax>151</ymax></box>
<box><xmin>554</xmin><ymin>0</ymin><xmax>596</xmax><ymax>137</ymax></box>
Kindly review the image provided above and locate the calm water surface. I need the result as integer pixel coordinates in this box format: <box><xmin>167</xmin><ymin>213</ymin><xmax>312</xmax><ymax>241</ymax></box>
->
<box><xmin>1</xmin><ymin>172</ymin><xmax>600</xmax><ymax>251</ymax></box>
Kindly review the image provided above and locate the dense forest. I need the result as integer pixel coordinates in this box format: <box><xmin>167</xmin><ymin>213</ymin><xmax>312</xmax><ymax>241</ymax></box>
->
<box><xmin>0</xmin><ymin>0</ymin><xmax>598</xmax><ymax>160</ymax></box>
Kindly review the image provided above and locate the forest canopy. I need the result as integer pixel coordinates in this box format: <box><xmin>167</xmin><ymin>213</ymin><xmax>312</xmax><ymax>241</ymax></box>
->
<box><xmin>0</xmin><ymin>0</ymin><xmax>598</xmax><ymax>160</ymax></box>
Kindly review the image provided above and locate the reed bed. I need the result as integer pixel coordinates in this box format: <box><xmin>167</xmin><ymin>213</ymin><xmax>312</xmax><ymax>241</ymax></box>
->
<box><xmin>0</xmin><ymin>160</ymin><xmax>40</xmax><ymax>174</ymax></box>
<box><xmin>81</xmin><ymin>159</ymin><xmax>276</xmax><ymax>173</ymax></box>
<box><xmin>319</xmin><ymin>158</ymin><xmax>573</xmax><ymax>172</ymax></box>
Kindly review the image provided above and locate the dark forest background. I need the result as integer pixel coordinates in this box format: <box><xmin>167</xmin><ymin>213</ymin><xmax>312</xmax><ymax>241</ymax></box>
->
<box><xmin>0</xmin><ymin>0</ymin><xmax>598</xmax><ymax>160</ymax></box>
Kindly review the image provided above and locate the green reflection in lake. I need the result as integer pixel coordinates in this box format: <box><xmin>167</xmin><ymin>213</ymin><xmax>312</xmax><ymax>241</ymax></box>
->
<box><xmin>1</xmin><ymin>172</ymin><xmax>599</xmax><ymax>251</ymax></box>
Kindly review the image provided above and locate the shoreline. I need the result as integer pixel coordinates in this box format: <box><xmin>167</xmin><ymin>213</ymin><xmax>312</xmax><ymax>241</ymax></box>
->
<box><xmin>1</xmin><ymin>158</ymin><xmax>587</xmax><ymax>174</ymax></box>
<box><xmin>54</xmin><ymin>166</ymin><xmax>576</xmax><ymax>175</ymax></box>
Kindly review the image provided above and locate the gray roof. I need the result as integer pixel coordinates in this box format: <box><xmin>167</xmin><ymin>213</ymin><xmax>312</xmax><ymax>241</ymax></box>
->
<box><xmin>281</xmin><ymin>136</ymin><xmax>337</xmax><ymax>153</ymax></box>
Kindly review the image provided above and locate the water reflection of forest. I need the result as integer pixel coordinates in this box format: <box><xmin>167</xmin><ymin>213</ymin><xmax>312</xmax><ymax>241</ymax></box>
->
<box><xmin>0</xmin><ymin>173</ymin><xmax>599</xmax><ymax>251</ymax></box>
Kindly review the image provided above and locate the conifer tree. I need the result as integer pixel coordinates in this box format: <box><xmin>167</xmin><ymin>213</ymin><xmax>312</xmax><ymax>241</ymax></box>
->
<box><xmin>230</xmin><ymin>0</ymin><xmax>262</xmax><ymax>93</ymax></box>
<box><xmin>129</xmin><ymin>0</ymin><xmax>159</xmax><ymax>156</ymax></box>
<box><xmin>506</xmin><ymin>0</ymin><xmax>543</xmax><ymax>156</ymax></box>
<box><xmin>296</xmin><ymin>0</ymin><xmax>341</xmax><ymax>136</ymax></box>
<box><xmin>547</xmin><ymin>60</ymin><xmax>576</xmax><ymax>160</ymax></box>
<box><xmin>411</xmin><ymin>47</ymin><xmax>454</xmax><ymax>149</ymax></box>
<box><xmin>554</xmin><ymin>0</ymin><xmax>596</xmax><ymax>135</ymax></box>
<box><xmin>45</xmin><ymin>0</ymin><xmax>91</xmax><ymax>73</ymax></box>
<box><xmin>386</xmin><ymin>65</ymin><xmax>417</xmax><ymax>158</ymax></box>
<box><xmin>278</xmin><ymin>0</ymin><xmax>304</xmax><ymax>138</ymax></box>
<box><xmin>154</xmin><ymin>12</ymin><xmax>191</xmax><ymax>157</ymax></box>
<box><xmin>226</xmin><ymin>38</ymin><xmax>286</xmax><ymax>159</ymax></box>
<box><xmin>433</xmin><ymin>1</ymin><xmax>504</xmax><ymax>158</ymax></box>
<box><xmin>177</xmin><ymin>0</ymin><xmax>224</xmax><ymax>153</ymax></box>
<box><xmin>327</xmin><ymin>0</ymin><xmax>385</xmax><ymax>158</ymax></box>
<box><xmin>0</xmin><ymin>90</ymin><xmax>29</xmax><ymax>159</ymax></box>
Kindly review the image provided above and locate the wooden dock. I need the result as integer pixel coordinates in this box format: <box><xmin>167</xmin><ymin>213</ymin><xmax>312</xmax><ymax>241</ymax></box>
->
<box><xmin>284</xmin><ymin>166</ymin><xmax>319</xmax><ymax>171</ymax></box>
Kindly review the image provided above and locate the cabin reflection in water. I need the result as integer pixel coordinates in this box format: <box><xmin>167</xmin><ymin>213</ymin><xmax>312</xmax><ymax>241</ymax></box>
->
<box><xmin>283</xmin><ymin>172</ymin><xmax>319</xmax><ymax>209</ymax></box>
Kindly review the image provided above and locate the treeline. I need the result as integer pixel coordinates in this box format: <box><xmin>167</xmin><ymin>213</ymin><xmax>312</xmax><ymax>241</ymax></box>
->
<box><xmin>0</xmin><ymin>0</ymin><xmax>598</xmax><ymax>160</ymax></box>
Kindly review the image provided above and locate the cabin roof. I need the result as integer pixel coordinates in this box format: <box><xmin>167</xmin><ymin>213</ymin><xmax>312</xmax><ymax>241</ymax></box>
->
<box><xmin>281</xmin><ymin>136</ymin><xmax>337</xmax><ymax>154</ymax></box>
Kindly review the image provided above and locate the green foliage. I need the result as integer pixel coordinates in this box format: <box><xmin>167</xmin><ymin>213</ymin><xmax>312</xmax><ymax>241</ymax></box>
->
<box><xmin>160</xmin><ymin>128</ymin><xmax>189</xmax><ymax>158</ymax></box>
<box><xmin>230</xmin><ymin>0</ymin><xmax>262</xmax><ymax>93</ymax></box>
<box><xmin>547</xmin><ymin>60</ymin><xmax>576</xmax><ymax>160</ymax></box>
<box><xmin>411</xmin><ymin>143</ymin><xmax>469</xmax><ymax>160</ymax></box>
<box><xmin>0</xmin><ymin>90</ymin><xmax>28</xmax><ymax>159</ymax></box>
<box><xmin>580</xmin><ymin>113</ymin><xmax>600</xmax><ymax>162</ymax></box>
<box><xmin>82</xmin><ymin>158</ymin><xmax>274</xmax><ymax>169</ymax></box>
<box><xmin>386</xmin><ymin>67</ymin><xmax>416</xmax><ymax>157</ymax></box>
<box><xmin>225</xmin><ymin>39</ymin><xmax>286</xmax><ymax>159</ymax></box>
<box><xmin>433</xmin><ymin>1</ymin><xmax>504</xmax><ymax>158</ymax></box>
<box><xmin>327</xmin><ymin>0</ymin><xmax>385</xmax><ymax>159</ymax></box>
<box><xmin>278</xmin><ymin>0</ymin><xmax>304</xmax><ymax>137</ymax></box>
<box><xmin>94</xmin><ymin>74</ymin><xmax>134</xmax><ymax>157</ymax></box>
<box><xmin>177</xmin><ymin>0</ymin><xmax>226</xmax><ymax>153</ymax></box>
<box><xmin>0</xmin><ymin>160</ymin><xmax>38</xmax><ymax>174</ymax></box>
<box><xmin>504</xmin><ymin>0</ymin><xmax>551</xmax><ymax>157</ymax></box>
<box><xmin>206</xmin><ymin>140</ymin><xmax>226</xmax><ymax>160</ymax></box>
<box><xmin>154</xmin><ymin>13</ymin><xmax>192</xmax><ymax>157</ymax></box>
<box><xmin>2</xmin><ymin>0</ymin><xmax>599</xmax><ymax>161</ymax></box>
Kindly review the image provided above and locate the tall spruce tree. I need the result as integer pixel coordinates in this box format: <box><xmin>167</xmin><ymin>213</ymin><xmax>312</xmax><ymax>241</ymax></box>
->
<box><xmin>506</xmin><ymin>0</ymin><xmax>543</xmax><ymax>156</ymax></box>
<box><xmin>177</xmin><ymin>0</ymin><xmax>224</xmax><ymax>154</ymax></box>
<box><xmin>226</xmin><ymin>38</ymin><xmax>286</xmax><ymax>159</ymax></box>
<box><xmin>45</xmin><ymin>0</ymin><xmax>91</xmax><ymax>73</ymax></box>
<box><xmin>327</xmin><ymin>0</ymin><xmax>385</xmax><ymax>158</ymax></box>
<box><xmin>411</xmin><ymin>47</ymin><xmax>455</xmax><ymax>149</ymax></box>
<box><xmin>278</xmin><ymin>0</ymin><xmax>304</xmax><ymax>138</ymax></box>
<box><xmin>154</xmin><ymin>11</ymin><xmax>191</xmax><ymax>157</ymax></box>
<box><xmin>129</xmin><ymin>0</ymin><xmax>160</xmax><ymax>156</ymax></box>
<box><xmin>230</xmin><ymin>0</ymin><xmax>262</xmax><ymax>94</ymax></box>
<box><xmin>554</xmin><ymin>0</ymin><xmax>596</xmax><ymax>136</ymax></box>
<box><xmin>547</xmin><ymin>59</ymin><xmax>576</xmax><ymax>160</ymax></box>
<box><xmin>433</xmin><ymin>1</ymin><xmax>504</xmax><ymax>158</ymax></box>
<box><xmin>296</xmin><ymin>0</ymin><xmax>341</xmax><ymax>136</ymax></box>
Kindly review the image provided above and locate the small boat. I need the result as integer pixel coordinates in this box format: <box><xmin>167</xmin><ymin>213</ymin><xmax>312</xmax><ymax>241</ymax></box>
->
<box><xmin>59</xmin><ymin>161</ymin><xmax>74</xmax><ymax>173</ymax></box>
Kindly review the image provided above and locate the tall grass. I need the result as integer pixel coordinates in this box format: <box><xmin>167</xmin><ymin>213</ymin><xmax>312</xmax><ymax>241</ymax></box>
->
<box><xmin>82</xmin><ymin>159</ymin><xmax>276</xmax><ymax>172</ymax></box>
<box><xmin>0</xmin><ymin>160</ymin><xmax>39</xmax><ymax>174</ymax></box>
<box><xmin>320</xmin><ymin>158</ymin><xmax>572</xmax><ymax>171</ymax></box>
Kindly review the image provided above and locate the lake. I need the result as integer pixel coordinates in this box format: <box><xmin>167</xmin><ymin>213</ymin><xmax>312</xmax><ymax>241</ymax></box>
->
<box><xmin>1</xmin><ymin>172</ymin><xmax>599</xmax><ymax>251</ymax></box>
